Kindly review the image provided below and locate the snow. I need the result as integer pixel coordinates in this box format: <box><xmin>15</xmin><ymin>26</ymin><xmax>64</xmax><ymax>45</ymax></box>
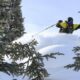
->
<box><xmin>1</xmin><ymin>29</ymin><xmax>80</xmax><ymax>80</ymax></box>
<box><xmin>35</xmin><ymin>31</ymin><xmax>80</xmax><ymax>80</ymax></box>
<box><xmin>36</xmin><ymin>32</ymin><xmax>80</xmax><ymax>80</ymax></box>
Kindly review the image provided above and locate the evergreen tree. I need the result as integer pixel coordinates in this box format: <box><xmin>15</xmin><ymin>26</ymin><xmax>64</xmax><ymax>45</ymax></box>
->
<box><xmin>65</xmin><ymin>46</ymin><xmax>80</xmax><ymax>71</ymax></box>
<box><xmin>0</xmin><ymin>0</ymin><xmax>63</xmax><ymax>80</ymax></box>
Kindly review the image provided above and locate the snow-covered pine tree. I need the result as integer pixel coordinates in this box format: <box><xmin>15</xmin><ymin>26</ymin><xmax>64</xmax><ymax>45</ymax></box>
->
<box><xmin>0</xmin><ymin>0</ymin><xmax>24</xmax><ymax>76</ymax></box>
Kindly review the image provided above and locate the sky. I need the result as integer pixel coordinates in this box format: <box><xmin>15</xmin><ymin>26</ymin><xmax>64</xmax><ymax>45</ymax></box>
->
<box><xmin>21</xmin><ymin>0</ymin><xmax>80</xmax><ymax>34</ymax></box>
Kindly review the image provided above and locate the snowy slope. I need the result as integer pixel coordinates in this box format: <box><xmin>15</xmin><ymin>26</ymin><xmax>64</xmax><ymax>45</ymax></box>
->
<box><xmin>36</xmin><ymin>33</ymin><xmax>80</xmax><ymax>80</ymax></box>
<box><xmin>1</xmin><ymin>29</ymin><xmax>80</xmax><ymax>80</ymax></box>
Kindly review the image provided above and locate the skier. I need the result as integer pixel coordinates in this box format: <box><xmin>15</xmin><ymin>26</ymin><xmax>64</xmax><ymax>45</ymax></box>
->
<box><xmin>56</xmin><ymin>17</ymin><xmax>80</xmax><ymax>33</ymax></box>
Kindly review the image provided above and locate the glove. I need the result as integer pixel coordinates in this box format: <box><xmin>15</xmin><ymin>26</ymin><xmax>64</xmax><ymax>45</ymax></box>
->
<box><xmin>56</xmin><ymin>20</ymin><xmax>63</xmax><ymax>28</ymax></box>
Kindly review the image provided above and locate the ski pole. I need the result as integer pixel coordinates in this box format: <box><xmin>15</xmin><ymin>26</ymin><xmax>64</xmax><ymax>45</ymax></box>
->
<box><xmin>32</xmin><ymin>24</ymin><xmax>56</xmax><ymax>37</ymax></box>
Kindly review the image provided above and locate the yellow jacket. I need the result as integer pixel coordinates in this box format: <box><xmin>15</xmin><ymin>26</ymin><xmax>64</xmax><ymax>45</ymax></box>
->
<box><xmin>59</xmin><ymin>21</ymin><xmax>68</xmax><ymax>28</ymax></box>
<box><xmin>59</xmin><ymin>21</ymin><xmax>80</xmax><ymax>30</ymax></box>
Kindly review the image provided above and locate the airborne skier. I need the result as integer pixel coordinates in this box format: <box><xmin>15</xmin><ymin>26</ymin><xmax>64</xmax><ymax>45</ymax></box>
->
<box><xmin>56</xmin><ymin>17</ymin><xmax>80</xmax><ymax>33</ymax></box>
